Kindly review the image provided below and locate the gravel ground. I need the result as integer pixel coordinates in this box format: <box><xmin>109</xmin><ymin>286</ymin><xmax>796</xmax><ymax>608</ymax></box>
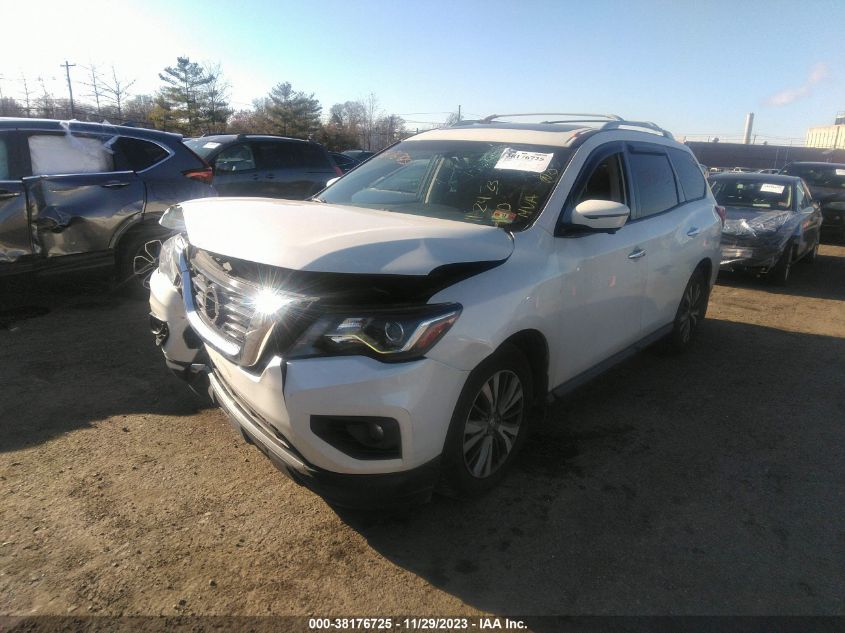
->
<box><xmin>1</xmin><ymin>245</ymin><xmax>843</xmax><ymax>619</ymax></box>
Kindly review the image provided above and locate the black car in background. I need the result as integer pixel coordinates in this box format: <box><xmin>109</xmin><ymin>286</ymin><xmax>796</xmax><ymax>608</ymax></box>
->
<box><xmin>710</xmin><ymin>173</ymin><xmax>822</xmax><ymax>284</ymax></box>
<box><xmin>341</xmin><ymin>149</ymin><xmax>375</xmax><ymax>163</ymax></box>
<box><xmin>0</xmin><ymin>118</ymin><xmax>215</xmax><ymax>288</ymax></box>
<box><xmin>184</xmin><ymin>135</ymin><xmax>340</xmax><ymax>199</ymax></box>
<box><xmin>780</xmin><ymin>162</ymin><xmax>845</xmax><ymax>239</ymax></box>
<box><xmin>329</xmin><ymin>151</ymin><xmax>359</xmax><ymax>173</ymax></box>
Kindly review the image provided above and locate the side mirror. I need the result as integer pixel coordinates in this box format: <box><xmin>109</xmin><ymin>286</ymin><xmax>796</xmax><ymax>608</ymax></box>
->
<box><xmin>326</xmin><ymin>177</ymin><xmax>340</xmax><ymax>187</ymax></box>
<box><xmin>570</xmin><ymin>199</ymin><xmax>630</xmax><ymax>231</ymax></box>
<box><xmin>812</xmin><ymin>200</ymin><xmax>821</xmax><ymax>210</ymax></box>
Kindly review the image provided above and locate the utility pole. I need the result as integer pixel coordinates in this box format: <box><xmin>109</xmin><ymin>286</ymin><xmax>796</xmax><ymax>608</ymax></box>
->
<box><xmin>60</xmin><ymin>60</ymin><xmax>76</xmax><ymax>118</ymax></box>
<box><xmin>457</xmin><ymin>104</ymin><xmax>461</xmax><ymax>122</ymax></box>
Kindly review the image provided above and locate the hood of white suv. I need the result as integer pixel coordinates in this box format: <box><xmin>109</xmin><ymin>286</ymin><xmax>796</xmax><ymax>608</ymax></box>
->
<box><xmin>181</xmin><ymin>197</ymin><xmax>514</xmax><ymax>275</ymax></box>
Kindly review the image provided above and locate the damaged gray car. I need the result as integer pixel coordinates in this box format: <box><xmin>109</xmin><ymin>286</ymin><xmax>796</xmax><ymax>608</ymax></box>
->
<box><xmin>0</xmin><ymin>118</ymin><xmax>215</xmax><ymax>290</ymax></box>
<box><xmin>710</xmin><ymin>173</ymin><xmax>822</xmax><ymax>284</ymax></box>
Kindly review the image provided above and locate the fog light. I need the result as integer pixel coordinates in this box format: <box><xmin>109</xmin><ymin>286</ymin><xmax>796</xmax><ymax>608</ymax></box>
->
<box><xmin>149</xmin><ymin>315</ymin><xmax>169</xmax><ymax>346</ymax></box>
<box><xmin>310</xmin><ymin>416</ymin><xmax>401</xmax><ymax>460</ymax></box>
<box><xmin>368</xmin><ymin>421</ymin><xmax>386</xmax><ymax>441</ymax></box>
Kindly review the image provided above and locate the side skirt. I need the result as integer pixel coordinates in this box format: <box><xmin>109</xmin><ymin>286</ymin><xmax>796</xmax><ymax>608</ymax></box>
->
<box><xmin>548</xmin><ymin>323</ymin><xmax>673</xmax><ymax>402</ymax></box>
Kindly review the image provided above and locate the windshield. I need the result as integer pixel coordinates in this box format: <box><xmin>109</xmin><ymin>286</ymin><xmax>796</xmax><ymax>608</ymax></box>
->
<box><xmin>183</xmin><ymin>138</ymin><xmax>222</xmax><ymax>160</ymax></box>
<box><xmin>710</xmin><ymin>179</ymin><xmax>793</xmax><ymax>211</ymax></box>
<box><xmin>319</xmin><ymin>140</ymin><xmax>573</xmax><ymax>230</ymax></box>
<box><xmin>782</xmin><ymin>164</ymin><xmax>845</xmax><ymax>189</ymax></box>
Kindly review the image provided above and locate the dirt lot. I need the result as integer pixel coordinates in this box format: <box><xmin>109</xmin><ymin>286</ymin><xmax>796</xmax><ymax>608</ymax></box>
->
<box><xmin>1</xmin><ymin>245</ymin><xmax>844</xmax><ymax>619</ymax></box>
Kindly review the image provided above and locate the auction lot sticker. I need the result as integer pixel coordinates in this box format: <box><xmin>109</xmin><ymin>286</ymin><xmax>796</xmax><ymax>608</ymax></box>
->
<box><xmin>494</xmin><ymin>148</ymin><xmax>554</xmax><ymax>173</ymax></box>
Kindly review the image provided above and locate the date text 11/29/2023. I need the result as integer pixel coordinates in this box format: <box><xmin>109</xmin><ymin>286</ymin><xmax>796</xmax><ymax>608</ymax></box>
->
<box><xmin>308</xmin><ymin>617</ymin><xmax>528</xmax><ymax>630</ymax></box>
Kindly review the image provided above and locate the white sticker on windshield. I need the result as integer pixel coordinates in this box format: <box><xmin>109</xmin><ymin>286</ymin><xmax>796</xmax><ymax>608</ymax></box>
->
<box><xmin>836</xmin><ymin>169</ymin><xmax>845</xmax><ymax>176</ymax></box>
<box><xmin>760</xmin><ymin>183</ymin><xmax>785</xmax><ymax>194</ymax></box>
<box><xmin>203</xmin><ymin>142</ymin><xmax>221</xmax><ymax>149</ymax></box>
<box><xmin>494</xmin><ymin>148</ymin><xmax>554</xmax><ymax>173</ymax></box>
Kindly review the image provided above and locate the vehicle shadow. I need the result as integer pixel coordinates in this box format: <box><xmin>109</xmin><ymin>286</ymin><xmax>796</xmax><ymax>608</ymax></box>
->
<box><xmin>334</xmin><ymin>319</ymin><xmax>845</xmax><ymax>616</ymax></box>
<box><xmin>717</xmin><ymin>243</ymin><xmax>845</xmax><ymax>301</ymax></box>
<box><xmin>0</xmin><ymin>276</ymin><xmax>207</xmax><ymax>453</ymax></box>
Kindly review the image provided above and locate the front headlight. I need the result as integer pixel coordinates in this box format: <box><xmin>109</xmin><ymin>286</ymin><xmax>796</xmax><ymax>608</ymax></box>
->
<box><xmin>290</xmin><ymin>303</ymin><xmax>462</xmax><ymax>362</ymax></box>
<box><xmin>158</xmin><ymin>234</ymin><xmax>186</xmax><ymax>286</ymax></box>
<box><xmin>159</xmin><ymin>205</ymin><xmax>185</xmax><ymax>231</ymax></box>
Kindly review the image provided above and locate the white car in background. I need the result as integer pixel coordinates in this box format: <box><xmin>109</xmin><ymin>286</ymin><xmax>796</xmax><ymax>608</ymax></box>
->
<box><xmin>149</xmin><ymin>113</ymin><xmax>722</xmax><ymax>507</ymax></box>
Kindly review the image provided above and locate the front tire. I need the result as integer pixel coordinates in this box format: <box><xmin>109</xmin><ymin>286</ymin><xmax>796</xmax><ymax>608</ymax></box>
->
<box><xmin>438</xmin><ymin>345</ymin><xmax>533</xmax><ymax>498</ymax></box>
<box><xmin>669</xmin><ymin>269</ymin><xmax>710</xmax><ymax>352</ymax></box>
<box><xmin>768</xmin><ymin>243</ymin><xmax>794</xmax><ymax>285</ymax></box>
<box><xmin>804</xmin><ymin>239</ymin><xmax>819</xmax><ymax>264</ymax></box>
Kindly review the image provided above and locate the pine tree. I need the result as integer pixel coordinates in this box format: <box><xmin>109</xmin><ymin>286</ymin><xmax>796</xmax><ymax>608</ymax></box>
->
<box><xmin>266</xmin><ymin>82</ymin><xmax>321</xmax><ymax>139</ymax></box>
<box><xmin>158</xmin><ymin>57</ymin><xmax>213</xmax><ymax>135</ymax></box>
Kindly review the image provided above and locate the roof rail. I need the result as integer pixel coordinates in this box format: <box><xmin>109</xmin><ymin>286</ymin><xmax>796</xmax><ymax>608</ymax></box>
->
<box><xmin>601</xmin><ymin>120</ymin><xmax>674</xmax><ymax>139</ymax></box>
<box><xmin>477</xmin><ymin>112</ymin><xmax>674</xmax><ymax>139</ymax></box>
<box><xmin>480</xmin><ymin>112</ymin><xmax>623</xmax><ymax>123</ymax></box>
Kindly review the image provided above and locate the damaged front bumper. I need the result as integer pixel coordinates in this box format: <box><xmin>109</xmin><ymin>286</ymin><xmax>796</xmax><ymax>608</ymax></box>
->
<box><xmin>149</xmin><ymin>268</ymin><xmax>205</xmax><ymax>373</ymax></box>
<box><xmin>719</xmin><ymin>234</ymin><xmax>788</xmax><ymax>270</ymax></box>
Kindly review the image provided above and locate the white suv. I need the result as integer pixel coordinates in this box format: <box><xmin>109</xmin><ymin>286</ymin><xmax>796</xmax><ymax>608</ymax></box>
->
<box><xmin>149</xmin><ymin>114</ymin><xmax>722</xmax><ymax>507</ymax></box>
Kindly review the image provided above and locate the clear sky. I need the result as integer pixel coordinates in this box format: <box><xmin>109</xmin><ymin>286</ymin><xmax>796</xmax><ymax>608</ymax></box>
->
<box><xmin>2</xmin><ymin>0</ymin><xmax>843</xmax><ymax>141</ymax></box>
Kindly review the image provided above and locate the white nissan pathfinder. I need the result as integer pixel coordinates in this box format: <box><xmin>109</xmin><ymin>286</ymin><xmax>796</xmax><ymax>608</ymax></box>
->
<box><xmin>149</xmin><ymin>114</ymin><xmax>723</xmax><ymax>507</ymax></box>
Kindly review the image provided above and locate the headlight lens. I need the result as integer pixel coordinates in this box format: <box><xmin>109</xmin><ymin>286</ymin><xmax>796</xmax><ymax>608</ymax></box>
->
<box><xmin>159</xmin><ymin>205</ymin><xmax>185</xmax><ymax>231</ymax></box>
<box><xmin>290</xmin><ymin>303</ymin><xmax>462</xmax><ymax>362</ymax></box>
<box><xmin>158</xmin><ymin>234</ymin><xmax>186</xmax><ymax>286</ymax></box>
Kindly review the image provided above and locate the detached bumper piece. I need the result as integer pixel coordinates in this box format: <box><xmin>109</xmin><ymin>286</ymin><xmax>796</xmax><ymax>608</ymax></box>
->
<box><xmin>208</xmin><ymin>369</ymin><xmax>439</xmax><ymax>508</ymax></box>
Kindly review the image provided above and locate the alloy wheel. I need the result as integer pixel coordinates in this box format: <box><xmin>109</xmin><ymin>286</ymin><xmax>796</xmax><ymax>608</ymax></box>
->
<box><xmin>133</xmin><ymin>239</ymin><xmax>163</xmax><ymax>290</ymax></box>
<box><xmin>463</xmin><ymin>369</ymin><xmax>524</xmax><ymax>479</ymax></box>
<box><xmin>678</xmin><ymin>278</ymin><xmax>704</xmax><ymax>344</ymax></box>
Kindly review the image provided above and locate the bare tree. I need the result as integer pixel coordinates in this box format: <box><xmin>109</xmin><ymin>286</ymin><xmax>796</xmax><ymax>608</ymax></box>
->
<box><xmin>19</xmin><ymin>73</ymin><xmax>32</xmax><ymax>117</ymax></box>
<box><xmin>36</xmin><ymin>76</ymin><xmax>55</xmax><ymax>118</ymax></box>
<box><xmin>201</xmin><ymin>62</ymin><xmax>232</xmax><ymax>133</ymax></box>
<box><xmin>101</xmin><ymin>66</ymin><xmax>136</xmax><ymax>120</ymax></box>
<box><xmin>362</xmin><ymin>92</ymin><xmax>381</xmax><ymax>150</ymax></box>
<box><xmin>81</xmin><ymin>64</ymin><xmax>106</xmax><ymax>117</ymax></box>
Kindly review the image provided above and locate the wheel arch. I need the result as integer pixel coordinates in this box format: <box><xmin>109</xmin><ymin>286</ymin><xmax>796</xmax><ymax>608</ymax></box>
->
<box><xmin>498</xmin><ymin>329</ymin><xmax>549</xmax><ymax>405</ymax></box>
<box><xmin>695</xmin><ymin>257</ymin><xmax>714</xmax><ymax>285</ymax></box>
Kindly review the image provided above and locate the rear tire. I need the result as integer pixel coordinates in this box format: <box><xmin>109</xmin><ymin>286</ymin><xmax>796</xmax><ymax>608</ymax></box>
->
<box><xmin>668</xmin><ymin>268</ymin><xmax>710</xmax><ymax>353</ymax></box>
<box><xmin>438</xmin><ymin>345</ymin><xmax>533</xmax><ymax>499</ymax></box>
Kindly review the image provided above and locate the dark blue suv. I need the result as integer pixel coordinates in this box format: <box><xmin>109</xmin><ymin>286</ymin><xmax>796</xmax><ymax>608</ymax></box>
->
<box><xmin>0</xmin><ymin>118</ymin><xmax>215</xmax><ymax>289</ymax></box>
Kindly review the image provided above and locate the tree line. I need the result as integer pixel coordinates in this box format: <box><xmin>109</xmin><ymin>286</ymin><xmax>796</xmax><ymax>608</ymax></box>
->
<box><xmin>0</xmin><ymin>57</ymin><xmax>412</xmax><ymax>151</ymax></box>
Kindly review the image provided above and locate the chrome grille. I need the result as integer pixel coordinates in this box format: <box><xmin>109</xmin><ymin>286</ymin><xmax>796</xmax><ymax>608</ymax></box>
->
<box><xmin>191</xmin><ymin>271</ymin><xmax>254</xmax><ymax>346</ymax></box>
<box><xmin>181</xmin><ymin>247</ymin><xmax>316</xmax><ymax>368</ymax></box>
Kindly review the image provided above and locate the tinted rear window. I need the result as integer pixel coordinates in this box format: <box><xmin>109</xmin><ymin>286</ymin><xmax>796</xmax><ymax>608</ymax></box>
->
<box><xmin>628</xmin><ymin>150</ymin><xmax>679</xmax><ymax>217</ymax></box>
<box><xmin>668</xmin><ymin>148</ymin><xmax>706</xmax><ymax>200</ymax></box>
<box><xmin>301</xmin><ymin>144</ymin><xmax>332</xmax><ymax>169</ymax></box>
<box><xmin>253</xmin><ymin>142</ymin><xmax>298</xmax><ymax>169</ymax></box>
<box><xmin>115</xmin><ymin>137</ymin><xmax>169</xmax><ymax>171</ymax></box>
<box><xmin>0</xmin><ymin>138</ymin><xmax>9</xmax><ymax>180</ymax></box>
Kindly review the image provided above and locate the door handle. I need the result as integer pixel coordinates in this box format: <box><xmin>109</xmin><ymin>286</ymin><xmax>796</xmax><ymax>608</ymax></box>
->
<box><xmin>0</xmin><ymin>190</ymin><xmax>21</xmax><ymax>200</ymax></box>
<box><xmin>686</xmin><ymin>227</ymin><xmax>700</xmax><ymax>237</ymax></box>
<box><xmin>628</xmin><ymin>248</ymin><xmax>646</xmax><ymax>260</ymax></box>
<box><xmin>101</xmin><ymin>181</ymin><xmax>130</xmax><ymax>189</ymax></box>
<box><xmin>265</xmin><ymin>173</ymin><xmax>275</xmax><ymax>179</ymax></box>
